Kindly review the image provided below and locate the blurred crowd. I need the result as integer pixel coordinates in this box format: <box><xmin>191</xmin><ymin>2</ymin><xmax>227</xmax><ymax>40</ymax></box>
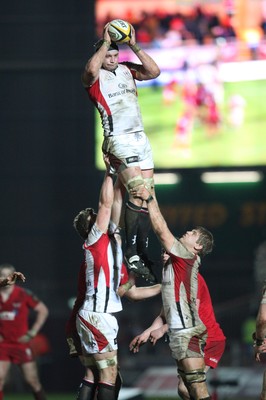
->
<box><xmin>98</xmin><ymin>4</ymin><xmax>266</xmax><ymax>48</ymax></box>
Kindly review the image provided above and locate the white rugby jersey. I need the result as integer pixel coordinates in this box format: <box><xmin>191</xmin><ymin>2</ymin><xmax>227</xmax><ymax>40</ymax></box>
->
<box><xmin>162</xmin><ymin>239</ymin><xmax>202</xmax><ymax>330</ymax></box>
<box><xmin>86</xmin><ymin>63</ymin><xmax>144</xmax><ymax>137</ymax></box>
<box><xmin>79</xmin><ymin>224</ymin><xmax>124</xmax><ymax>313</ymax></box>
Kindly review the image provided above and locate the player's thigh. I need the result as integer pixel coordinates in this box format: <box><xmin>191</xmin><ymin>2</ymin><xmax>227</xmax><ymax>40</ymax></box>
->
<box><xmin>119</xmin><ymin>165</ymin><xmax>143</xmax><ymax>188</ymax></box>
<box><xmin>93</xmin><ymin>350</ymin><xmax>118</xmax><ymax>384</ymax></box>
<box><xmin>179</xmin><ymin>356</ymin><xmax>206</xmax><ymax>372</ymax></box>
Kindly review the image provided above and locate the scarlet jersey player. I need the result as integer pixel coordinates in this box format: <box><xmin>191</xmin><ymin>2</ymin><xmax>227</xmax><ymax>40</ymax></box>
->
<box><xmin>0</xmin><ymin>264</ymin><xmax>49</xmax><ymax>400</ymax></box>
<box><xmin>130</xmin><ymin>183</ymin><xmax>214</xmax><ymax>399</ymax></box>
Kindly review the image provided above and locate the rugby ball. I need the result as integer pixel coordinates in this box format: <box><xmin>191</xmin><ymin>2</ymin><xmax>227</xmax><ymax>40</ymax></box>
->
<box><xmin>108</xmin><ymin>19</ymin><xmax>132</xmax><ymax>43</ymax></box>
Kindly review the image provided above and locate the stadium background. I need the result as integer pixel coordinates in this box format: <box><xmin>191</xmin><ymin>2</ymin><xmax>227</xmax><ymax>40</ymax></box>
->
<box><xmin>1</xmin><ymin>0</ymin><xmax>266</xmax><ymax>397</ymax></box>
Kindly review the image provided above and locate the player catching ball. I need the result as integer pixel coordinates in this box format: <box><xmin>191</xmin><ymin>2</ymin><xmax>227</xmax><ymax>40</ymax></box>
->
<box><xmin>81</xmin><ymin>20</ymin><xmax>160</xmax><ymax>283</ymax></box>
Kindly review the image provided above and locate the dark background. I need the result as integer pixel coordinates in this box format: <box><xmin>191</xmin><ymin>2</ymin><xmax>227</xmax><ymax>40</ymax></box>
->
<box><xmin>1</xmin><ymin>0</ymin><xmax>266</xmax><ymax>393</ymax></box>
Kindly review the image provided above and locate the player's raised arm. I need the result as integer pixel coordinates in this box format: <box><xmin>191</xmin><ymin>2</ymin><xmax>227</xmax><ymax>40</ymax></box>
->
<box><xmin>130</xmin><ymin>185</ymin><xmax>175</xmax><ymax>254</ymax></box>
<box><xmin>127</xmin><ymin>24</ymin><xmax>160</xmax><ymax>81</ymax></box>
<box><xmin>95</xmin><ymin>154</ymin><xmax>115</xmax><ymax>234</ymax></box>
<box><xmin>82</xmin><ymin>24</ymin><xmax>118</xmax><ymax>87</ymax></box>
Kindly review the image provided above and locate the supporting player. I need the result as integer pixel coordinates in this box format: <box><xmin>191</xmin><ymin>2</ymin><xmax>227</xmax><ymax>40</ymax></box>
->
<box><xmin>69</xmin><ymin>155</ymin><xmax>161</xmax><ymax>400</ymax></box>
<box><xmin>131</xmin><ymin>184</ymin><xmax>214</xmax><ymax>400</ymax></box>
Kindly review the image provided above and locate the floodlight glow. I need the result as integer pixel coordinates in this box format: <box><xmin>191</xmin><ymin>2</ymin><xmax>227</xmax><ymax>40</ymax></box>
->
<box><xmin>201</xmin><ymin>171</ymin><xmax>263</xmax><ymax>183</ymax></box>
<box><xmin>154</xmin><ymin>173</ymin><xmax>181</xmax><ymax>185</ymax></box>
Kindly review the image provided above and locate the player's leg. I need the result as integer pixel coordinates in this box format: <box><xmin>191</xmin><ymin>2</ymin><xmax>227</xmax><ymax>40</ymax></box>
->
<box><xmin>77</xmin><ymin>356</ymin><xmax>99</xmax><ymax>400</ymax></box>
<box><xmin>169</xmin><ymin>326</ymin><xmax>210</xmax><ymax>400</ymax></box>
<box><xmin>115</xmin><ymin>367</ymin><xmax>123</xmax><ymax>400</ymax></box>
<box><xmin>177</xmin><ymin>374</ymin><xmax>191</xmax><ymax>400</ymax></box>
<box><xmin>136</xmin><ymin>170</ymin><xmax>157</xmax><ymax>283</ymax></box>
<box><xmin>106</xmin><ymin>132</ymin><xmax>155</xmax><ymax>280</ymax></box>
<box><xmin>77</xmin><ymin>312</ymin><xmax>120</xmax><ymax>400</ymax></box>
<box><xmin>110</xmin><ymin>176</ymin><xmax>126</xmax><ymax>228</ymax></box>
<box><xmin>119</xmin><ymin>166</ymin><xmax>153</xmax><ymax>278</ymax></box>
<box><xmin>178</xmin><ymin>357</ymin><xmax>211</xmax><ymax>400</ymax></box>
<box><xmin>20</xmin><ymin>361</ymin><xmax>47</xmax><ymax>400</ymax></box>
<box><xmin>94</xmin><ymin>350</ymin><xmax>118</xmax><ymax>400</ymax></box>
<box><xmin>0</xmin><ymin>360</ymin><xmax>11</xmax><ymax>400</ymax></box>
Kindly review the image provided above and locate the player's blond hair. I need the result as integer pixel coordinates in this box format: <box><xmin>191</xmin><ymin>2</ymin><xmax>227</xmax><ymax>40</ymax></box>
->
<box><xmin>196</xmin><ymin>226</ymin><xmax>214</xmax><ymax>257</ymax></box>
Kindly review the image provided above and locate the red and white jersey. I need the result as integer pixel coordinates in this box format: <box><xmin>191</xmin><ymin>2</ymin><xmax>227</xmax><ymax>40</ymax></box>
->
<box><xmin>80</xmin><ymin>224</ymin><xmax>128</xmax><ymax>314</ymax></box>
<box><xmin>86</xmin><ymin>63</ymin><xmax>144</xmax><ymax>137</ymax></box>
<box><xmin>198</xmin><ymin>274</ymin><xmax>225</xmax><ymax>342</ymax></box>
<box><xmin>0</xmin><ymin>286</ymin><xmax>40</xmax><ymax>343</ymax></box>
<box><xmin>161</xmin><ymin>239</ymin><xmax>202</xmax><ymax>330</ymax></box>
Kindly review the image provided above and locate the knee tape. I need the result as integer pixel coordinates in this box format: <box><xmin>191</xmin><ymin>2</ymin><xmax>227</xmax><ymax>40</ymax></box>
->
<box><xmin>179</xmin><ymin>368</ymin><xmax>206</xmax><ymax>385</ymax></box>
<box><xmin>126</xmin><ymin>175</ymin><xmax>144</xmax><ymax>192</ymax></box>
<box><xmin>143</xmin><ymin>177</ymin><xmax>154</xmax><ymax>191</ymax></box>
<box><xmin>96</xmin><ymin>355</ymin><xmax>118</xmax><ymax>370</ymax></box>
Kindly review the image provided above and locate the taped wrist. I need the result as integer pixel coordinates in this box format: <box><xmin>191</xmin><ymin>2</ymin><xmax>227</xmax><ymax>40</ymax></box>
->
<box><xmin>27</xmin><ymin>329</ymin><xmax>37</xmax><ymax>339</ymax></box>
<box><xmin>102</xmin><ymin>39</ymin><xmax>111</xmax><ymax>48</ymax></box>
<box><xmin>130</xmin><ymin>43</ymin><xmax>141</xmax><ymax>53</ymax></box>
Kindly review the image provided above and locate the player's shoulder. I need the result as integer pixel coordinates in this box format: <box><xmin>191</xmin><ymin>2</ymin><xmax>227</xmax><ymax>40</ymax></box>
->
<box><xmin>119</xmin><ymin>62</ymin><xmax>136</xmax><ymax>72</ymax></box>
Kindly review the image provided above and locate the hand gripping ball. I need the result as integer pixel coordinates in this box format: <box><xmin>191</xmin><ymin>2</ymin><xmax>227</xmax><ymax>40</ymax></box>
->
<box><xmin>108</xmin><ymin>19</ymin><xmax>132</xmax><ymax>43</ymax></box>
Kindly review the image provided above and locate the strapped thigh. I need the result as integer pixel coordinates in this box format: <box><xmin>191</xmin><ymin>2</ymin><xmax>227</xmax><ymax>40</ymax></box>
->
<box><xmin>96</xmin><ymin>355</ymin><xmax>118</xmax><ymax>370</ymax></box>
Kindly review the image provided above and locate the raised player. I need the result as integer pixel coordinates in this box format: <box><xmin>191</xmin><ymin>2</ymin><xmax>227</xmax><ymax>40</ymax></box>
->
<box><xmin>0</xmin><ymin>263</ymin><xmax>49</xmax><ymax>400</ymax></box>
<box><xmin>81</xmin><ymin>22</ymin><xmax>160</xmax><ymax>282</ymax></box>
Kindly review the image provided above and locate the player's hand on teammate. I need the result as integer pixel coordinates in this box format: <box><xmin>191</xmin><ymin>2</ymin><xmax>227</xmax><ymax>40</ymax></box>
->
<box><xmin>130</xmin><ymin>185</ymin><xmax>150</xmax><ymax>201</ymax></box>
<box><xmin>129</xmin><ymin>331</ymin><xmax>150</xmax><ymax>353</ymax></box>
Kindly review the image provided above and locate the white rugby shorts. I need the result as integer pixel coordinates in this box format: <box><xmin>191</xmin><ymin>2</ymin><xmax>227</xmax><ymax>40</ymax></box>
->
<box><xmin>168</xmin><ymin>323</ymin><xmax>207</xmax><ymax>361</ymax></box>
<box><xmin>102</xmin><ymin>131</ymin><xmax>154</xmax><ymax>170</ymax></box>
<box><xmin>77</xmin><ymin>310</ymin><xmax>119</xmax><ymax>355</ymax></box>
